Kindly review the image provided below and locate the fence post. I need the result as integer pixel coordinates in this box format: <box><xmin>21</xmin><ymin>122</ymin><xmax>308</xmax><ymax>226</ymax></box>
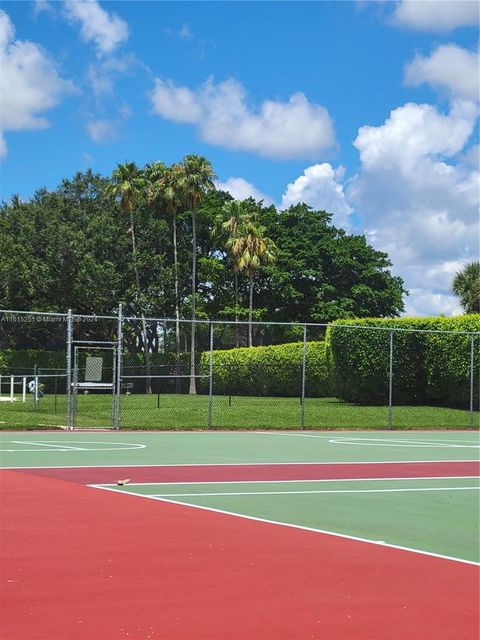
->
<box><xmin>388</xmin><ymin>331</ymin><xmax>393</xmax><ymax>430</ymax></box>
<box><xmin>115</xmin><ymin>304</ymin><xmax>123</xmax><ymax>431</ymax></box>
<box><xmin>66</xmin><ymin>309</ymin><xmax>73</xmax><ymax>429</ymax></box>
<box><xmin>300</xmin><ymin>325</ymin><xmax>307</xmax><ymax>430</ymax></box>
<box><xmin>208</xmin><ymin>322</ymin><xmax>214</xmax><ymax>430</ymax></box>
<box><xmin>469</xmin><ymin>335</ymin><xmax>475</xmax><ymax>429</ymax></box>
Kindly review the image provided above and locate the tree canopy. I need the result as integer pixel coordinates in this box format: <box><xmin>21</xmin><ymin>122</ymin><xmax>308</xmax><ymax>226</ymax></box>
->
<box><xmin>0</xmin><ymin>161</ymin><xmax>406</xmax><ymax>332</ymax></box>
<box><xmin>452</xmin><ymin>262</ymin><xmax>480</xmax><ymax>314</ymax></box>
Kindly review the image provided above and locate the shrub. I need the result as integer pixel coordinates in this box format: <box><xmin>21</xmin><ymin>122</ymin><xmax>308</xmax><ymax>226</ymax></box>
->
<box><xmin>326</xmin><ymin>316</ymin><xmax>480</xmax><ymax>407</ymax></box>
<box><xmin>199</xmin><ymin>341</ymin><xmax>332</xmax><ymax>397</ymax></box>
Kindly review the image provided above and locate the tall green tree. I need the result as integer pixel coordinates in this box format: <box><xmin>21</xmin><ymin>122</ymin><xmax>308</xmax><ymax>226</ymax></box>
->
<box><xmin>149</xmin><ymin>163</ymin><xmax>185</xmax><ymax>381</ymax></box>
<box><xmin>107</xmin><ymin>162</ymin><xmax>152</xmax><ymax>393</ymax></box>
<box><xmin>230</xmin><ymin>217</ymin><xmax>277</xmax><ymax>346</ymax></box>
<box><xmin>257</xmin><ymin>203</ymin><xmax>405</xmax><ymax>324</ymax></box>
<box><xmin>452</xmin><ymin>262</ymin><xmax>480</xmax><ymax>314</ymax></box>
<box><xmin>214</xmin><ymin>200</ymin><xmax>254</xmax><ymax>346</ymax></box>
<box><xmin>179</xmin><ymin>155</ymin><xmax>216</xmax><ymax>394</ymax></box>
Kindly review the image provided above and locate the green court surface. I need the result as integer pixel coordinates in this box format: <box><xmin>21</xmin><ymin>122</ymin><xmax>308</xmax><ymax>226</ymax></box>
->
<box><xmin>103</xmin><ymin>477</ymin><xmax>480</xmax><ymax>563</ymax></box>
<box><xmin>0</xmin><ymin>430</ymin><xmax>479</xmax><ymax>467</ymax></box>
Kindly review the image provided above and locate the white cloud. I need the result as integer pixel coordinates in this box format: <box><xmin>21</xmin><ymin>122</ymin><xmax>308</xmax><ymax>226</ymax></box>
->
<box><xmin>215</xmin><ymin>177</ymin><xmax>274</xmax><ymax>206</ymax></box>
<box><xmin>86</xmin><ymin>103</ymin><xmax>131</xmax><ymax>144</ymax></box>
<box><xmin>280</xmin><ymin>163</ymin><xmax>353</xmax><ymax>229</ymax></box>
<box><xmin>347</xmin><ymin>100</ymin><xmax>479</xmax><ymax>316</ymax></box>
<box><xmin>151</xmin><ymin>78</ymin><xmax>203</xmax><ymax>123</ymax></box>
<box><xmin>33</xmin><ymin>0</ymin><xmax>54</xmax><ymax>16</ymax></box>
<box><xmin>150</xmin><ymin>76</ymin><xmax>336</xmax><ymax>160</ymax></box>
<box><xmin>63</xmin><ymin>0</ymin><xmax>128</xmax><ymax>56</ymax></box>
<box><xmin>86</xmin><ymin>118</ymin><xmax>117</xmax><ymax>143</ymax></box>
<box><xmin>0</xmin><ymin>9</ymin><xmax>73</xmax><ymax>158</ymax></box>
<box><xmin>405</xmin><ymin>44</ymin><xmax>480</xmax><ymax>101</ymax></box>
<box><xmin>403</xmin><ymin>289</ymin><xmax>462</xmax><ymax>317</ymax></box>
<box><xmin>392</xmin><ymin>0</ymin><xmax>479</xmax><ymax>32</ymax></box>
<box><xmin>353</xmin><ymin>101</ymin><xmax>478</xmax><ymax>172</ymax></box>
<box><xmin>86</xmin><ymin>103</ymin><xmax>130</xmax><ymax>143</ymax></box>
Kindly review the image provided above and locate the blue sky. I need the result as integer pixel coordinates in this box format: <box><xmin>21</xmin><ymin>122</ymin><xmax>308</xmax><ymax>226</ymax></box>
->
<box><xmin>0</xmin><ymin>0</ymin><xmax>479</xmax><ymax>316</ymax></box>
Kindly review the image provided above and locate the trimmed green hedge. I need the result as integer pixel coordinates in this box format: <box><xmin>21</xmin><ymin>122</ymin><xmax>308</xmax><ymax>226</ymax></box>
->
<box><xmin>199</xmin><ymin>341</ymin><xmax>333</xmax><ymax>397</ymax></box>
<box><xmin>326</xmin><ymin>316</ymin><xmax>480</xmax><ymax>407</ymax></box>
<box><xmin>0</xmin><ymin>349</ymin><xmax>66</xmax><ymax>374</ymax></box>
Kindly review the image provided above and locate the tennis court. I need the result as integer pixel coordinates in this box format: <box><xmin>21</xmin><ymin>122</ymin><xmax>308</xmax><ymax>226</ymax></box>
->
<box><xmin>1</xmin><ymin>430</ymin><xmax>479</xmax><ymax>639</ymax></box>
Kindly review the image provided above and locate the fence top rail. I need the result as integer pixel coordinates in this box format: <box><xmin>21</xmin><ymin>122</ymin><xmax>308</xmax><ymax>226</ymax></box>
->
<box><xmin>1</xmin><ymin>309</ymin><xmax>479</xmax><ymax>337</ymax></box>
<box><xmin>123</xmin><ymin>315</ymin><xmax>480</xmax><ymax>336</ymax></box>
<box><xmin>0</xmin><ymin>309</ymin><xmax>67</xmax><ymax>318</ymax></box>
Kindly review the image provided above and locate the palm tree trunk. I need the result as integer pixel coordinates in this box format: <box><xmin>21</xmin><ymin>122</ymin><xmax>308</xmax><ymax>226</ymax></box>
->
<box><xmin>172</xmin><ymin>210</ymin><xmax>181</xmax><ymax>393</ymax></box>
<box><xmin>130</xmin><ymin>211</ymin><xmax>152</xmax><ymax>394</ymax></box>
<box><xmin>248</xmin><ymin>272</ymin><xmax>254</xmax><ymax>348</ymax></box>
<box><xmin>234</xmin><ymin>269</ymin><xmax>239</xmax><ymax>348</ymax></box>
<box><xmin>189</xmin><ymin>206</ymin><xmax>197</xmax><ymax>395</ymax></box>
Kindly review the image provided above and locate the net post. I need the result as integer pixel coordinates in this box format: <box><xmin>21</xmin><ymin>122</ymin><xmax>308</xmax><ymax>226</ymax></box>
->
<box><xmin>115</xmin><ymin>304</ymin><xmax>123</xmax><ymax>431</ymax></box>
<box><xmin>388</xmin><ymin>331</ymin><xmax>393</xmax><ymax>430</ymax></box>
<box><xmin>300</xmin><ymin>324</ymin><xmax>307</xmax><ymax>430</ymax></box>
<box><xmin>208</xmin><ymin>321</ymin><xmax>214</xmax><ymax>430</ymax></box>
<box><xmin>66</xmin><ymin>309</ymin><xmax>73</xmax><ymax>429</ymax></box>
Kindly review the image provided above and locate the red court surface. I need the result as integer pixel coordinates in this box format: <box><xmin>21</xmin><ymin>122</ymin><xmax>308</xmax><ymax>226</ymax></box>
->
<box><xmin>14</xmin><ymin>459</ymin><xmax>480</xmax><ymax>485</ymax></box>
<box><xmin>1</xmin><ymin>467</ymin><xmax>479</xmax><ymax>640</ymax></box>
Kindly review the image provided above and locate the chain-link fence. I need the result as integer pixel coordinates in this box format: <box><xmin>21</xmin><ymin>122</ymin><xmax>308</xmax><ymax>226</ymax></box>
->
<box><xmin>0</xmin><ymin>308</ymin><xmax>478</xmax><ymax>430</ymax></box>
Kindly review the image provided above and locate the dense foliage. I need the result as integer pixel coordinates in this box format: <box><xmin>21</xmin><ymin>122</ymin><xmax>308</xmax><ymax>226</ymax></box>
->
<box><xmin>1</xmin><ymin>164</ymin><xmax>405</xmax><ymax>335</ymax></box>
<box><xmin>326</xmin><ymin>316</ymin><xmax>480</xmax><ymax>408</ymax></box>
<box><xmin>199</xmin><ymin>341</ymin><xmax>332</xmax><ymax>397</ymax></box>
<box><xmin>452</xmin><ymin>262</ymin><xmax>480</xmax><ymax>314</ymax></box>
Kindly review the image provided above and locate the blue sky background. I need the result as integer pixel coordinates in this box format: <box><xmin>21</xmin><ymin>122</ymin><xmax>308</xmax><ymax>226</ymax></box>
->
<box><xmin>0</xmin><ymin>0</ymin><xmax>479</xmax><ymax>316</ymax></box>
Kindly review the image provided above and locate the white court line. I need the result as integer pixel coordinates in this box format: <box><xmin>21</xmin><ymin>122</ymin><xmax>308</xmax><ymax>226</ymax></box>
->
<box><xmin>150</xmin><ymin>487</ymin><xmax>480</xmax><ymax>497</ymax></box>
<box><xmin>0</xmin><ymin>441</ymin><xmax>147</xmax><ymax>453</ymax></box>
<box><xmin>114</xmin><ymin>476</ymin><xmax>480</xmax><ymax>487</ymax></box>
<box><xmin>88</xmin><ymin>484</ymin><xmax>480</xmax><ymax>567</ymax></box>
<box><xmin>257</xmin><ymin>433</ymin><xmax>480</xmax><ymax>447</ymax></box>
<box><xmin>11</xmin><ymin>441</ymin><xmax>84</xmax><ymax>451</ymax></box>
<box><xmin>2</xmin><ymin>459</ymin><xmax>479</xmax><ymax>470</ymax></box>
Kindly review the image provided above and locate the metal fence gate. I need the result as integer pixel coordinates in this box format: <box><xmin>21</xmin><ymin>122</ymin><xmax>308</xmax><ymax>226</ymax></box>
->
<box><xmin>71</xmin><ymin>343</ymin><xmax>118</xmax><ymax>429</ymax></box>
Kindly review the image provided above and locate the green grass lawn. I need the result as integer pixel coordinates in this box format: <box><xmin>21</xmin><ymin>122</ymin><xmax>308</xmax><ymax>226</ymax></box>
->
<box><xmin>0</xmin><ymin>393</ymin><xmax>478</xmax><ymax>430</ymax></box>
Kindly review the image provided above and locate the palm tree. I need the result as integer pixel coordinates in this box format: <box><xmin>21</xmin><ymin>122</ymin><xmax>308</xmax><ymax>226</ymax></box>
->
<box><xmin>230</xmin><ymin>217</ymin><xmax>277</xmax><ymax>347</ymax></box>
<box><xmin>107</xmin><ymin>161</ymin><xmax>152</xmax><ymax>393</ymax></box>
<box><xmin>149</xmin><ymin>164</ymin><xmax>185</xmax><ymax>387</ymax></box>
<box><xmin>452</xmin><ymin>262</ymin><xmax>480</xmax><ymax>314</ymax></box>
<box><xmin>179</xmin><ymin>155</ymin><xmax>216</xmax><ymax>394</ymax></box>
<box><xmin>214</xmin><ymin>200</ymin><xmax>253</xmax><ymax>346</ymax></box>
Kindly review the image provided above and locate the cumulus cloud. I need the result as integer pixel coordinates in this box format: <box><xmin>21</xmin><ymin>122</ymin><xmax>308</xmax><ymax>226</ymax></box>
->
<box><xmin>347</xmin><ymin>100</ymin><xmax>479</xmax><ymax>315</ymax></box>
<box><xmin>150</xmin><ymin>76</ymin><xmax>336</xmax><ymax>160</ymax></box>
<box><xmin>0</xmin><ymin>9</ymin><xmax>73</xmax><ymax>158</ymax></box>
<box><xmin>215</xmin><ymin>177</ymin><xmax>274</xmax><ymax>206</ymax></box>
<box><xmin>280</xmin><ymin>163</ymin><xmax>353</xmax><ymax>229</ymax></box>
<box><xmin>63</xmin><ymin>0</ymin><xmax>128</xmax><ymax>56</ymax></box>
<box><xmin>392</xmin><ymin>0</ymin><xmax>479</xmax><ymax>32</ymax></box>
<box><xmin>405</xmin><ymin>44</ymin><xmax>480</xmax><ymax>101</ymax></box>
<box><xmin>353</xmin><ymin>100</ymin><xmax>478</xmax><ymax>172</ymax></box>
